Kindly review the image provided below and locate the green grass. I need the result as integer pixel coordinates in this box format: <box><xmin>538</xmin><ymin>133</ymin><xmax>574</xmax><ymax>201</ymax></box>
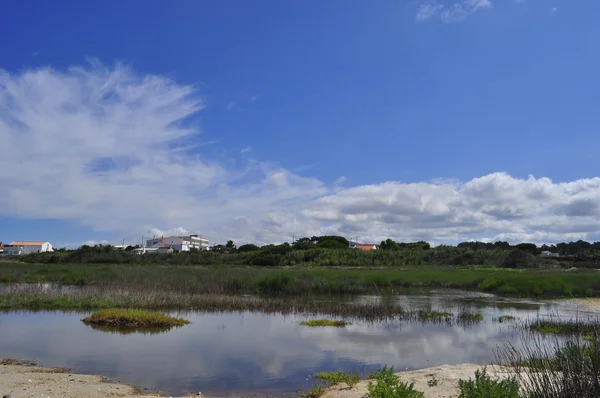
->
<box><xmin>313</xmin><ymin>371</ymin><xmax>361</xmax><ymax>388</ymax></box>
<box><xmin>3</xmin><ymin>262</ymin><xmax>600</xmax><ymax>298</ymax></box>
<box><xmin>367</xmin><ymin>366</ymin><xmax>424</xmax><ymax>398</ymax></box>
<box><xmin>458</xmin><ymin>368</ymin><xmax>521</xmax><ymax>398</ymax></box>
<box><xmin>457</xmin><ymin>311</ymin><xmax>484</xmax><ymax>323</ymax></box>
<box><xmin>529</xmin><ymin>319</ymin><xmax>600</xmax><ymax>335</ymax></box>
<box><xmin>81</xmin><ymin>308</ymin><xmax>190</xmax><ymax>328</ymax></box>
<box><xmin>417</xmin><ymin>310</ymin><xmax>453</xmax><ymax>321</ymax></box>
<box><xmin>300</xmin><ymin>385</ymin><xmax>326</xmax><ymax>398</ymax></box>
<box><xmin>301</xmin><ymin>319</ymin><xmax>350</xmax><ymax>327</ymax></box>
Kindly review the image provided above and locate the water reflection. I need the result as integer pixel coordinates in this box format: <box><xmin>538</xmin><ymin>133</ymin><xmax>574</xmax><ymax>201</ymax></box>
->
<box><xmin>0</xmin><ymin>290</ymin><xmax>595</xmax><ymax>397</ymax></box>
<box><xmin>84</xmin><ymin>323</ymin><xmax>177</xmax><ymax>335</ymax></box>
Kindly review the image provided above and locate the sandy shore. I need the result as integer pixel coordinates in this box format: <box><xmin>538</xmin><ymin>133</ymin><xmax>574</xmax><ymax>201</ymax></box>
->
<box><xmin>0</xmin><ymin>359</ymin><xmax>174</xmax><ymax>398</ymax></box>
<box><xmin>322</xmin><ymin>363</ymin><xmax>515</xmax><ymax>398</ymax></box>
<box><xmin>2</xmin><ymin>359</ymin><xmax>512</xmax><ymax>398</ymax></box>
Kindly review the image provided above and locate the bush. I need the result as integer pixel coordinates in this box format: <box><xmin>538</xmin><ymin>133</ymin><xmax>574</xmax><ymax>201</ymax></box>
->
<box><xmin>458</xmin><ymin>368</ymin><xmax>521</xmax><ymax>398</ymax></box>
<box><xmin>367</xmin><ymin>366</ymin><xmax>424</xmax><ymax>398</ymax></box>
<box><xmin>256</xmin><ymin>274</ymin><xmax>294</xmax><ymax>294</ymax></box>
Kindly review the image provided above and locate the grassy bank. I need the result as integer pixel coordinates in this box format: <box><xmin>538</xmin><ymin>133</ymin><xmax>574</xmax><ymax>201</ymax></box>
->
<box><xmin>2</xmin><ymin>262</ymin><xmax>600</xmax><ymax>297</ymax></box>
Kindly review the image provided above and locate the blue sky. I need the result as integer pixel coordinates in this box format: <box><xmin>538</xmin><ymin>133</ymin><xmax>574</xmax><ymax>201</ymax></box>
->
<box><xmin>1</xmin><ymin>0</ymin><xmax>600</xmax><ymax>247</ymax></box>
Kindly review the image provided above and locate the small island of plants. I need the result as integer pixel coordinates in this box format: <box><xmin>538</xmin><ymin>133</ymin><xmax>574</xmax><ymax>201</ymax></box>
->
<box><xmin>81</xmin><ymin>308</ymin><xmax>190</xmax><ymax>328</ymax></box>
<box><xmin>300</xmin><ymin>319</ymin><xmax>350</xmax><ymax>327</ymax></box>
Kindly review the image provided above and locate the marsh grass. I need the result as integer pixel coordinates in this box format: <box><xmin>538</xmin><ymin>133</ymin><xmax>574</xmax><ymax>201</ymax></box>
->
<box><xmin>528</xmin><ymin>318</ymin><xmax>600</xmax><ymax>335</ymax></box>
<box><xmin>3</xmin><ymin>261</ymin><xmax>600</xmax><ymax>297</ymax></box>
<box><xmin>301</xmin><ymin>319</ymin><xmax>350</xmax><ymax>327</ymax></box>
<box><xmin>457</xmin><ymin>368</ymin><xmax>521</xmax><ymax>398</ymax></box>
<box><xmin>457</xmin><ymin>311</ymin><xmax>484</xmax><ymax>323</ymax></box>
<box><xmin>81</xmin><ymin>308</ymin><xmax>190</xmax><ymax>328</ymax></box>
<box><xmin>313</xmin><ymin>370</ymin><xmax>361</xmax><ymax>388</ymax></box>
<box><xmin>497</xmin><ymin>315</ymin><xmax>517</xmax><ymax>323</ymax></box>
<box><xmin>299</xmin><ymin>385</ymin><xmax>325</xmax><ymax>398</ymax></box>
<box><xmin>497</xmin><ymin>317</ymin><xmax>600</xmax><ymax>397</ymax></box>
<box><xmin>367</xmin><ymin>366</ymin><xmax>424</xmax><ymax>398</ymax></box>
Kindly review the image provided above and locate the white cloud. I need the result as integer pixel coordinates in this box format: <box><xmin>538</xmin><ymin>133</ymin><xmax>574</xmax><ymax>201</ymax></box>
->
<box><xmin>2</xmin><ymin>62</ymin><xmax>600</xmax><ymax>247</ymax></box>
<box><xmin>240</xmin><ymin>146</ymin><xmax>252</xmax><ymax>154</ymax></box>
<box><xmin>417</xmin><ymin>0</ymin><xmax>493</xmax><ymax>23</ymax></box>
<box><xmin>416</xmin><ymin>2</ymin><xmax>445</xmax><ymax>21</ymax></box>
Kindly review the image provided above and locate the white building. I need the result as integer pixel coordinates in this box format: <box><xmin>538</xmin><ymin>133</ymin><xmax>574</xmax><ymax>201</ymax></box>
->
<box><xmin>144</xmin><ymin>234</ymin><xmax>209</xmax><ymax>252</ymax></box>
<box><xmin>5</xmin><ymin>241</ymin><xmax>54</xmax><ymax>256</ymax></box>
<box><xmin>541</xmin><ymin>250</ymin><xmax>560</xmax><ymax>258</ymax></box>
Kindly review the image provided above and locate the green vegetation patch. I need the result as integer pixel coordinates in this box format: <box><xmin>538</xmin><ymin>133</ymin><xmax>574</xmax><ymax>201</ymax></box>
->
<box><xmin>314</xmin><ymin>371</ymin><xmax>361</xmax><ymax>388</ymax></box>
<box><xmin>367</xmin><ymin>366</ymin><xmax>425</xmax><ymax>398</ymax></box>
<box><xmin>457</xmin><ymin>311</ymin><xmax>484</xmax><ymax>323</ymax></box>
<box><xmin>458</xmin><ymin>368</ymin><xmax>521</xmax><ymax>398</ymax></box>
<box><xmin>300</xmin><ymin>385</ymin><xmax>326</xmax><ymax>398</ymax></box>
<box><xmin>301</xmin><ymin>319</ymin><xmax>350</xmax><ymax>327</ymax></box>
<box><xmin>529</xmin><ymin>319</ymin><xmax>599</xmax><ymax>335</ymax></box>
<box><xmin>81</xmin><ymin>308</ymin><xmax>190</xmax><ymax>328</ymax></box>
<box><xmin>497</xmin><ymin>315</ymin><xmax>516</xmax><ymax>323</ymax></box>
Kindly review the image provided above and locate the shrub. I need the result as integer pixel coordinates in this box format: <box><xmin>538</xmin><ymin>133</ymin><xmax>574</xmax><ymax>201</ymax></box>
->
<box><xmin>367</xmin><ymin>366</ymin><xmax>424</xmax><ymax>398</ymax></box>
<box><xmin>458</xmin><ymin>368</ymin><xmax>521</xmax><ymax>398</ymax></box>
<box><xmin>314</xmin><ymin>371</ymin><xmax>360</xmax><ymax>388</ymax></box>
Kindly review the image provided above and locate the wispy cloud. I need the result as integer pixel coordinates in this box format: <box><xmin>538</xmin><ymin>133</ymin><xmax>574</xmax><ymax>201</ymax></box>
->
<box><xmin>2</xmin><ymin>62</ymin><xmax>600</xmax><ymax>246</ymax></box>
<box><xmin>240</xmin><ymin>146</ymin><xmax>252</xmax><ymax>154</ymax></box>
<box><xmin>417</xmin><ymin>0</ymin><xmax>493</xmax><ymax>23</ymax></box>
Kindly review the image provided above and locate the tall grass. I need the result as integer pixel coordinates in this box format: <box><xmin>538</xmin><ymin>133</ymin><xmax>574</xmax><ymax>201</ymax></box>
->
<box><xmin>497</xmin><ymin>318</ymin><xmax>600</xmax><ymax>397</ymax></box>
<box><xmin>3</xmin><ymin>262</ymin><xmax>600</xmax><ymax>297</ymax></box>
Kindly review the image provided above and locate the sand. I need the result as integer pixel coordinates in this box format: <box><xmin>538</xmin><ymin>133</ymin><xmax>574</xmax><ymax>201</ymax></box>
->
<box><xmin>1</xmin><ymin>359</ymin><xmax>514</xmax><ymax>398</ymax></box>
<box><xmin>0</xmin><ymin>359</ymin><xmax>170</xmax><ymax>398</ymax></box>
<box><xmin>322</xmin><ymin>363</ymin><xmax>515</xmax><ymax>398</ymax></box>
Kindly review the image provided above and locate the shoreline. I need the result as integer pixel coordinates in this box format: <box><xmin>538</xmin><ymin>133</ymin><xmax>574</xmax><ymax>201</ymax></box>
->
<box><xmin>1</xmin><ymin>358</ymin><xmax>512</xmax><ymax>398</ymax></box>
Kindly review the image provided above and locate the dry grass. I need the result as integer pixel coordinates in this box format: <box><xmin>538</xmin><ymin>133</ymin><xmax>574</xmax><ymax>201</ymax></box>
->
<box><xmin>81</xmin><ymin>308</ymin><xmax>190</xmax><ymax>327</ymax></box>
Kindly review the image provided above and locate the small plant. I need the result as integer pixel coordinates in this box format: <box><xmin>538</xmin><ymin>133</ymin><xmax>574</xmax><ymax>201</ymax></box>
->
<box><xmin>300</xmin><ymin>384</ymin><xmax>325</xmax><ymax>398</ymax></box>
<box><xmin>457</xmin><ymin>311</ymin><xmax>484</xmax><ymax>323</ymax></box>
<box><xmin>314</xmin><ymin>370</ymin><xmax>360</xmax><ymax>388</ymax></box>
<box><xmin>301</xmin><ymin>319</ymin><xmax>350</xmax><ymax>327</ymax></box>
<box><xmin>367</xmin><ymin>366</ymin><xmax>424</xmax><ymax>398</ymax></box>
<box><xmin>81</xmin><ymin>308</ymin><xmax>190</xmax><ymax>328</ymax></box>
<box><xmin>458</xmin><ymin>368</ymin><xmax>521</xmax><ymax>398</ymax></box>
<box><xmin>497</xmin><ymin>315</ymin><xmax>516</xmax><ymax>323</ymax></box>
<box><xmin>417</xmin><ymin>310</ymin><xmax>452</xmax><ymax>321</ymax></box>
<box><xmin>427</xmin><ymin>375</ymin><xmax>439</xmax><ymax>387</ymax></box>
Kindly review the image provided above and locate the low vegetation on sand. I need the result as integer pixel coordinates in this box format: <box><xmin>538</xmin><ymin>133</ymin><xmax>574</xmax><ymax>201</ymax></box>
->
<box><xmin>301</xmin><ymin>319</ymin><xmax>350</xmax><ymax>327</ymax></box>
<box><xmin>528</xmin><ymin>318</ymin><xmax>600</xmax><ymax>335</ymax></box>
<box><xmin>314</xmin><ymin>370</ymin><xmax>361</xmax><ymax>388</ymax></box>
<box><xmin>367</xmin><ymin>366</ymin><xmax>425</xmax><ymax>398</ymax></box>
<box><xmin>457</xmin><ymin>368</ymin><xmax>520</xmax><ymax>398</ymax></box>
<box><xmin>81</xmin><ymin>308</ymin><xmax>190</xmax><ymax>328</ymax></box>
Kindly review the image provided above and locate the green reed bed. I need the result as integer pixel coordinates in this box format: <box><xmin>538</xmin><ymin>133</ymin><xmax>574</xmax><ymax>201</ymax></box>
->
<box><xmin>3</xmin><ymin>261</ymin><xmax>600</xmax><ymax>297</ymax></box>
<box><xmin>300</xmin><ymin>319</ymin><xmax>350</xmax><ymax>327</ymax></box>
<box><xmin>0</xmin><ymin>285</ymin><xmax>486</xmax><ymax>325</ymax></box>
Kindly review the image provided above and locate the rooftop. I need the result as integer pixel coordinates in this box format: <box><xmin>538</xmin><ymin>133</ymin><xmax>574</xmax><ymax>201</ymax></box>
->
<box><xmin>9</xmin><ymin>241</ymin><xmax>49</xmax><ymax>246</ymax></box>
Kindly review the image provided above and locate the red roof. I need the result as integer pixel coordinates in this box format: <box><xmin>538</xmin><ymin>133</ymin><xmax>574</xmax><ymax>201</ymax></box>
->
<box><xmin>9</xmin><ymin>241</ymin><xmax>48</xmax><ymax>246</ymax></box>
<box><xmin>355</xmin><ymin>244</ymin><xmax>377</xmax><ymax>251</ymax></box>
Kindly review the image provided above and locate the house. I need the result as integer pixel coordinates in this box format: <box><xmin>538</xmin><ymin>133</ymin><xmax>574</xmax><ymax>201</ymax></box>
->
<box><xmin>4</xmin><ymin>241</ymin><xmax>54</xmax><ymax>256</ymax></box>
<box><xmin>541</xmin><ymin>251</ymin><xmax>560</xmax><ymax>258</ymax></box>
<box><xmin>145</xmin><ymin>234</ymin><xmax>209</xmax><ymax>252</ymax></box>
<box><xmin>353</xmin><ymin>244</ymin><xmax>378</xmax><ymax>251</ymax></box>
<box><xmin>0</xmin><ymin>242</ymin><xmax>4</xmax><ymax>254</ymax></box>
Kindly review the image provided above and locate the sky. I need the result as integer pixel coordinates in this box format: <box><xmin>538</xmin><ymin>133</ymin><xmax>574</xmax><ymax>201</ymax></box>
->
<box><xmin>1</xmin><ymin>0</ymin><xmax>600</xmax><ymax>248</ymax></box>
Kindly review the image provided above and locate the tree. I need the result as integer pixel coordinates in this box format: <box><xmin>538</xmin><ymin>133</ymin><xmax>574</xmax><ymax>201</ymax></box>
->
<box><xmin>380</xmin><ymin>238</ymin><xmax>400</xmax><ymax>250</ymax></box>
<box><xmin>515</xmin><ymin>243</ymin><xmax>538</xmax><ymax>255</ymax></box>
<box><xmin>317</xmin><ymin>239</ymin><xmax>348</xmax><ymax>249</ymax></box>
<box><xmin>237</xmin><ymin>244</ymin><xmax>260</xmax><ymax>253</ymax></box>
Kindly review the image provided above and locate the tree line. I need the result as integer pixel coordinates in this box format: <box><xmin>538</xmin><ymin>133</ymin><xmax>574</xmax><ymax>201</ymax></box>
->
<box><xmin>13</xmin><ymin>237</ymin><xmax>600</xmax><ymax>269</ymax></box>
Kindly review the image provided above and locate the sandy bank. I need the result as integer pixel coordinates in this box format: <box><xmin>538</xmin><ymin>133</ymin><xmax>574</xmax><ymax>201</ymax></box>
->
<box><xmin>322</xmin><ymin>363</ymin><xmax>515</xmax><ymax>398</ymax></box>
<box><xmin>0</xmin><ymin>359</ymin><xmax>176</xmax><ymax>398</ymax></box>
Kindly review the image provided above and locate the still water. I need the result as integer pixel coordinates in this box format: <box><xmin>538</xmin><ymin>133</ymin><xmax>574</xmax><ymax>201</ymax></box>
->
<box><xmin>0</xmin><ymin>290</ymin><xmax>593</xmax><ymax>397</ymax></box>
